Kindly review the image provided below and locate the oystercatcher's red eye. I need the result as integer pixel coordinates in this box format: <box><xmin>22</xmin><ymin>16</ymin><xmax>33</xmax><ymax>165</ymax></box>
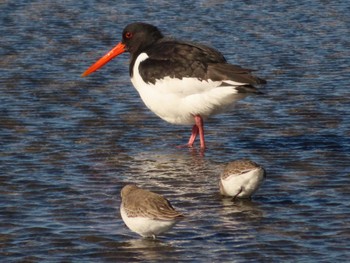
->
<box><xmin>125</xmin><ymin>32</ymin><xmax>133</xmax><ymax>39</ymax></box>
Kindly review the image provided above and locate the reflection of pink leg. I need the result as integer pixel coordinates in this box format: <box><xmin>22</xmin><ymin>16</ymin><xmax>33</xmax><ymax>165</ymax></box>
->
<box><xmin>194</xmin><ymin>115</ymin><xmax>206</xmax><ymax>149</ymax></box>
<box><xmin>187</xmin><ymin>125</ymin><xmax>198</xmax><ymax>147</ymax></box>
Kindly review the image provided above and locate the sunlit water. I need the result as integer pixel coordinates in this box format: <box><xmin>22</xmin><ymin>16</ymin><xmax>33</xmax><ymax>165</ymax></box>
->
<box><xmin>1</xmin><ymin>0</ymin><xmax>349</xmax><ymax>262</ymax></box>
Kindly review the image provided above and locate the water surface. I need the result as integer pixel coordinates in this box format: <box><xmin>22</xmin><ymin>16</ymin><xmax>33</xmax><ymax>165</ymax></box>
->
<box><xmin>1</xmin><ymin>0</ymin><xmax>349</xmax><ymax>262</ymax></box>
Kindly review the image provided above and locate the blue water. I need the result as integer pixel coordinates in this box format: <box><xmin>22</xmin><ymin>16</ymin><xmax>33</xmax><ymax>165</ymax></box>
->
<box><xmin>1</xmin><ymin>0</ymin><xmax>349</xmax><ymax>262</ymax></box>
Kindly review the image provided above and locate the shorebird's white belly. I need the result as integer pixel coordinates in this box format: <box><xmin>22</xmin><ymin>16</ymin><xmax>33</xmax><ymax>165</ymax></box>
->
<box><xmin>131</xmin><ymin>53</ymin><xmax>245</xmax><ymax>125</ymax></box>
<box><xmin>220</xmin><ymin>168</ymin><xmax>265</xmax><ymax>198</ymax></box>
<box><xmin>120</xmin><ymin>206</ymin><xmax>177</xmax><ymax>237</ymax></box>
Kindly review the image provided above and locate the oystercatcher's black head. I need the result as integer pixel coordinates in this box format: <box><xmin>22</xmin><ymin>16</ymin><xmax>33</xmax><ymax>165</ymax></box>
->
<box><xmin>82</xmin><ymin>22</ymin><xmax>163</xmax><ymax>77</ymax></box>
<box><xmin>121</xmin><ymin>22</ymin><xmax>163</xmax><ymax>54</ymax></box>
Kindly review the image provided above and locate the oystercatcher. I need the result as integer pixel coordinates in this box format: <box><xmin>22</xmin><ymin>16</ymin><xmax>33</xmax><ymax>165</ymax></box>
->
<box><xmin>82</xmin><ymin>22</ymin><xmax>266</xmax><ymax>149</ymax></box>
<box><xmin>120</xmin><ymin>184</ymin><xmax>184</xmax><ymax>238</ymax></box>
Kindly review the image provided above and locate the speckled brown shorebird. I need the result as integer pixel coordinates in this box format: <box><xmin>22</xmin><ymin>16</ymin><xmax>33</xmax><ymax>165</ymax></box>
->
<box><xmin>120</xmin><ymin>184</ymin><xmax>184</xmax><ymax>238</ymax></box>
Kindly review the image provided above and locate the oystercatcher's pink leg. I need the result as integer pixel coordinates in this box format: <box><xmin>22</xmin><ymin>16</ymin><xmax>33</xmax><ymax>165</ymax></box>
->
<box><xmin>186</xmin><ymin>115</ymin><xmax>206</xmax><ymax>149</ymax></box>
<box><xmin>187</xmin><ymin>125</ymin><xmax>199</xmax><ymax>147</ymax></box>
<box><xmin>194</xmin><ymin>115</ymin><xmax>206</xmax><ymax>149</ymax></box>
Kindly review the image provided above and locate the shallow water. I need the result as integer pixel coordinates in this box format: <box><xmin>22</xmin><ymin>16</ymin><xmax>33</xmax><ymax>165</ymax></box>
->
<box><xmin>1</xmin><ymin>0</ymin><xmax>350</xmax><ymax>262</ymax></box>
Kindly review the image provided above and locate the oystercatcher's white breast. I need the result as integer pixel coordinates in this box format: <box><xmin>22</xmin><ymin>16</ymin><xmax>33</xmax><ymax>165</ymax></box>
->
<box><xmin>131</xmin><ymin>53</ymin><xmax>245</xmax><ymax>125</ymax></box>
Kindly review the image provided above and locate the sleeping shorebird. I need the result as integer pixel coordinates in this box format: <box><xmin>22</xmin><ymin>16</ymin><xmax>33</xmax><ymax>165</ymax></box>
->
<box><xmin>120</xmin><ymin>184</ymin><xmax>184</xmax><ymax>238</ymax></box>
<box><xmin>219</xmin><ymin>159</ymin><xmax>266</xmax><ymax>199</ymax></box>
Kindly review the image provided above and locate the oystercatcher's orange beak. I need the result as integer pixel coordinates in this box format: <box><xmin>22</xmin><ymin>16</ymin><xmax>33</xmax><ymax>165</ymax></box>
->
<box><xmin>82</xmin><ymin>42</ymin><xmax>126</xmax><ymax>77</ymax></box>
